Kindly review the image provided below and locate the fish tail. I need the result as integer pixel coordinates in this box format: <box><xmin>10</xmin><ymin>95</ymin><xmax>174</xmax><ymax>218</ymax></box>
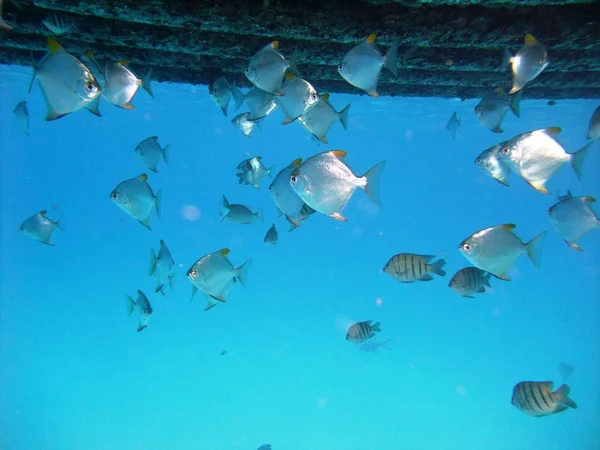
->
<box><xmin>287</xmin><ymin>50</ymin><xmax>300</xmax><ymax>77</ymax></box>
<box><xmin>148</xmin><ymin>248</ymin><xmax>157</xmax><ymax>275</ymax></box>
<box><xmin>231</xmin><ymin>87</ymin><xmax>246</xmax><ymax>111</ymax></box>
<box><xmin>141</xmin><ymin>68</ymin><xmax>154</xmax><ymax>98</ymax></box>
<box><xmin>384</xmin><ymin>38</ymin><xmax>399</xmax><ymax>77</ymax></box>
<box><xmin>553</xmin><ymin>384</ymin><xmax>578</xmax><ymax>409</ymax></box>
<box><xmin>429</xmin><ymin>258</ymin><xmax>446</xmax><ymax>277</ymax></box>
<box><xmin>570</xmin><ymin>141</ymin><xmax>594</xmax><ymax>181</ymax></box>
<box><xmin>255</xmin><ymin>208</ymin><xmax>264</xmax><ymax>223</ymax></box>
<box><xmin>235</xmin><ymin>260</ymin><xmax>252</xmax><ymax>287</ymax></box>
<box><xmin>370</xmin><ymin>321</ymin><xmax>381</xmax><ymax>332</ymax></box>
<box><xmin>525</xmin><ymin>231</ymin><xmax>547</xmax><ymax>268</ymax></box>
<box><xmin>126</xmin><ymin>295</ymin><xmax>136</xmax><ymax>316</ymax></box>
<box><xmin>154</xmin><ymin>189</ymin><xmax>163</xmax><ymax>219</ymax></box>
<box><xmin>338</xmin><ymin>103</ymin><xmax>351</xmax><ymax>130</ymax></box>
<box><xmin>362</xmin><ymin>161</ymin><xmax>386</xmax><ymax>206</ymax></box>
<box><xmin>501</xmin><ymin>47</ymin><xmax>512</xmax><ymax>70</ymax></box>
<box><xmin>510</xmin><ymin>90</ymin><xmax>522</xmax><ymax>118</ymax></box>
<box><xmin>162</xmin><ymin>144</ymin><xmax>171</xmax><ymax>164</ymax></box>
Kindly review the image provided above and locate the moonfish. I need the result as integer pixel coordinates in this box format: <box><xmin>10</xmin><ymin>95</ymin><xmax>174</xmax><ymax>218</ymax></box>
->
<box><xmin>448</xmin><ymin>267</ymin><xmax>492</xmax><ymax>298</ymax></box>
<box><xmin>289</xmin><ymin>150</ymin><xmax>385</xmax><ymax>222</ymax></box>
<box><xmin>220</xmin><ymin>195</ymin><xmax>263</xmax><ymax>224</ymax></box>
<box><xmin>511</xmin><ymin>381</ymin><xmax>577</xmax><ymax>417</ymax></box>
<box><xmin>29</xmin><ymin>37</ymin><xmax>101</xmax><ymax>121</ymax></box>
<box><xmin>264</xmin><ymin>224</ymin><xmax>278</xmax><ymax>245</ymax></box>
<box><xmin>338</xmin><ymin>34</ymin><xmax>399</xmax><ymax>97</ymax></box>
<box><xmin>231</xmin><ymin>86</ymin><xmax>278</xmax><ymax>119</ymax></box>
<box><xmin>474</xmin><ymin>85</ymin><xmax>522</xmax><ymax>133</ymax></box>
<box><xmin>236</xmin><ymin>156</ymin><xmax>275</xmax><ymax>190</ymax></box>
<box><xmin>459</xmin><ymin>224</ymin><xmax>546</xmax><ymax>281</ymax></box>
<box><xmin>245</xmin><ymin>41</ymin><xmax>299</xmax><ymax>96</ymax></box>
<box><xmin>346</xmin><ymin>320</ymin><xmax>381</xmax><ymax>344</ymax></box>
<box><xmin>587</xmin><ymin>106</ymin><xmax>600</xmax><ymax>140</ymax></box>
<box><xmin>383</xmin><ymin>253</ymin><xmax>446</xmax><ymax>283</ymax></box>
<box><xmin>548</xmin><ymin>195</ymin><xmax>600</xmax><ymax>251</ymax></box>
<box><xmin>269</xmin><ymin>158</ymin><xmax>306</xmax><ymax>228</ymax></box>
<box><xmin>149</xmin><ymin>240</ymin><xmax>175</xmax><ymax>294</ymax></box>
<box><xmin>209</xmin><ymin>76</ymin><xmax>234</xmax><ymax>116</ymax></box>
<box><xmin>504</xmin><ymin>34</ymin><xmax>549</xmax><ymax>94</ymax></box>
<box><xmin>19</xmin><ymin>210</ymin><xmax>62</xmax><ymax>246</ymax></box>
<box><xmin>446</xmin><ymin>112</ymin><xmax>460</xmax><ymax>140</ymax></box>
<box><xmin>135</xmin><ymin>136</ymin><xmax>170</xmax><ymax>173</ymax></box>
<box><xmin>277</xmin><ymin>73</ymin><xmax>319</xmax><ymax>124</ymax></box>
<box><xmin>298</xmin><ymin>93</ymin><xmax>350</xmax><ymax>144</ymax></box>
<box><xmin>13</xmin><ymin>100</ymin><xmax>29</xmax><ymax>135</ymax></box>
<box><xmin>474</xmin><ymin>143</ymin><xmax>512</xmax><ymax>186</ymax></box>
<box><xmin>232</xmin><ymin>112</ymin><xmax>261</xmax><ymax>138</ymax></box>
<box><xmin>110</xmin><ymin>173</ymin><xmax>162</xmax><ymax>230</ymax></box>
<box><xmin>126</xmin><ymin>290</ymin><xmax>153</xmax><ymax>332</ymax></box>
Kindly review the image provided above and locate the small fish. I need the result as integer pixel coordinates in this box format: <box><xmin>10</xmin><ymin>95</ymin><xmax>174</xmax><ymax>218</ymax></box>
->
<box><xmin>264</xmin><ymin>224</ymin><xmax>278</xmax><ymax>245</ymax></box>
<box><xmin>135</xmin><ymin>136</ymin><xmax>170</xmax><ymax>173</ymax></box>
<box><xmin>41</xmin><ymin>11</ymin><xmax>76</xmax><ymax>35</ymax></box>
<box><xmin>236</xmin><ymin>156</ymin><xmax>275</xmax><ymax>190</ymax></box>
<box><xmin>209</xmin><ymin>76</ymin><xmax>233</xmax><ymax>116</ymax></box>
<box><xmin>459</xmin><ymin>224</ymin><xmax>546</xmax><ymax>281</ymax></box>
<box><xmin>474</xmin><ymin>143</ymin><xmax>512</xmax><ymax>186</ymax></box>
<box><xmin>231</xmin><ymin>86</ymin><xmax>278</xmax><ymax>119</ymax></box>
<box><xmin>149</xmin><ymin>240</ymin><xmax>175</xmax><ymax>295</ymax></box>
<box><xmin>448</xmin><ymin>267</ymin><xmax>492</xmax><ymax>298</ymax></box>
<box><xmin>558</xmin><ymin>363</ymin><xmax>574</xmax><ymax>381</ymax></box>
<box><xmin>547</xmin><ymin>100</ymin><xmax>557</xmax><ymax>106</ymax></box>
<box><xmin>338</xmin><ymin>34</ymin><xmax>399</xmax><ymax>97</ymax></box>
<box><xmin>446</xmin><ymin>112</ymin><xmax>460</xmax><ymax>140</ymax></box>
<box><xmin>245</xmin><ymin>41</ymin><xmax>299</xmax><ymax>96</ymax></box>
<box><xmin>360</xmin><ymin>338</ymin><xmax>392</xmax><ymax>353</ymax></box>
<box><xmin>220</xmin><ymin>195</ymin><xmax>263</xmax><ymax>224</ymax></box>
<box><xmin>19</xmin><ymin>210</ymin><xmax>62</xmax><ymax>245</ymax></box>
<box><xmin>13</xmin><ymin>100</ymin><xmax>29</xmax><ymax>135</ymax></box>
<box><xmin>29</xmin><ymin>37</ymin><xmax>102</xmax><ymax>121</ymax></box>
<box><xmin>269</xmin><ymin>158</ymin><xmax>306</xmax><ymax>228</ymax></box>
<box><xmin>587</xmin><ymin>106</ymin><xmax>600</xmax><ymax>140</ymax></box>
<box><xmin>474</xmin><ymin>85</ymin><xmax>522</xmax><ymax>133</ymax></box>
<box><xmin>286</xmin><ymin>203</ymin><xmax>316</xmax><ymax>232</ymax></box>
<box><xmin>187</xmin><ymin>248</ymin><xmax>251</xmax><ymax>308</ymax></box>
<box><xmin>503</xmin><ymin>34</ymin><xmax>549</xmax><ymax>94</ymax></box>
<box><xmin>110</xmin><ymin>173</ymin><xmax>162</xmax><ymax>230</ymax></box>
<box><xmin>0</xmin><ymin>0</ymin><xmax>13</xmax><ymax>30</ymax></box>
<box><xmin>548</xmin><ymin>195</ymin><xmax>600</xmax><ymax>251</ymax></box>
<box><xmin>289</xmin><ymin>150</ymin><xmax>385</xmax><ymax>222</ymax></box>
<box><xmin>232</xmin><ymin>112</ymin><xmax>261</xmax><ymax>138</ymax></box>
<box><xmin>383</xmin><ymin>253</ymin><xmax>446</xmax><ymax>283</ymax></box>
<box><xmin>498</xmin><ymin>128</ymin><xmax>593</xmax><ymax>194</ymax></box>
<box><xmin>126</xmin><ymin>290</ymin><xmax>153</xmax><ymax>332</ymax></box>
<box><xmin>298</xmin><ymin>93</ymin><xmax>350</xmax><ymax>144</ymax></box>
<box><xmin>346</xmin><ymin>320</ymin><xmax>381</xmax><ymax>344</ymax></box>
<box><xmin>277</xmin><ymin>73</ymin><xmax>319</xmax><ymax>124</ymax></box>
<box><xmin>511</xmin><ymin>381</ymin><xmax>577</xmax><ymax>417</ymax></box>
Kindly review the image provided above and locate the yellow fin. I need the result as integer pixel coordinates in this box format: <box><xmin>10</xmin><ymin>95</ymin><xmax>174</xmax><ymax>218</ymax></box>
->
<box><xmin>47</xmin><ymin>37</ymin><xmax>62</xmax><ymax>54</ymax></box>
<box><xmin>219</xmin><ymin>248</ymin><xmax>230</xmax><ymax>256</ymax></box>
<box><xmin>331</xmin><ymin>150</ymin><xmax>347</xmax><ymax>159</ymax></box>
<box><xmin>85</xmin><ymin>50</ymin><xmax>95</xmax><ymax>59</ymax></box>
<box><xmin>120</xmin><ymin>60</ymin><xmax>130</xmax><ymax>66</ymax></box>
<box><xmin>568</xmin><ymin>241</ymin><xmax>583</xmax><ymax>252</ymax></box>
<box><xmin>367</xmin><ymin>90</ymin><xmax>379</xmax><ymax>97</ymax></box>
<box><xmin>330</xmin><ymin>212</ymin><xmax>348</xmax><ymax>222</ymax></box>
<box><xmin>496</xmin><ymin>85</ymin><xmax>504</xmax><ymax>92</ymax></box>
<box><xmin>271</xmin><ymin>41</ymin><xmax>279</xmax><ymax>49</ymax></box>
<box><xmin>545</xmin><ymin>126</ymin><xmax>562</xmax><ymax>135</ymax></box>
<box><xmin>138</xmin><ymin>173</ymin><xmax>148</xmax><ymax>182</ymax></box>
<box><xmin>320</xmin><ymin>93</ymin><xmax>330</xmax><ymax>101</ymax></box>
<box><xmin>366</xmin><ymin>34</ymin><xmax>376</xmax><ymax>44</ymax></box>
<box><xmin>40</xmin><ymin>210</ymin><xmax>48</xmax><ymax>216</ymax></box>
<box><xmin>291</xmin><ymin>157</ymin><xmax>303</xmax><ymax>168</ymax></box>
<box><xmin>583</xmin><ymin>197</ymin><xmax>596</xmax><ymax>203</ymax></box>
<box><xmin>524</xmin><ymin>34</ymin><xmax>538</xmax><ymax>45</ymax></box>
<box><xmin>122</xmin><ymin>103</ymin><xmax>135</xmax><ymax>110</ymax></box>
<box><xmin>284</xmin><ymin>72</ymin><xmax>295</xmax><ymax>80</ymax></box>
<box><xmin>501</xmin><ymin>224</ymin><xmax>516</xmax><ymax>230</ymax></box>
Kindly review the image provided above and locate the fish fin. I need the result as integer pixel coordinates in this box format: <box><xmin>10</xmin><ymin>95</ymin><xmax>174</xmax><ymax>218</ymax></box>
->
<box><xmin>137</xmin><ymin>324</ymin><xmax>147</xmax><ymax>332</ymax></box>
<box><xmin>119</xmin><ymin>60</ymin><xmax>130</xmax><ymax>66</ymax></box>
<box><xmin>45</xmin><ymin>108</ymin><xmax>67</xmax><ymax>121</ymax></box>
<box><xmin>528</xmin><ymin>180</ymin><xmax>549</xmax><ymax>194</ymax></box>
<box><xmin>508</xmin><ymin>80</ymin><xmax>525</xmax><ymax>95</ymax></box>
<box><xmin>570</xmin><ymin>141</ymin><xmax>593</xmax><ymax>181</ymax></box>
<box><xmin>162</xmin><ymin>144</ymin><xmax>171</xmax><ymax>164</ymax></box>
<box><xmin>220</xmin><ymin>104</ymin><xmax>228</xmax><ymax>116</ymax></box>
<box><xmin>0</xmin><ymin>16</ymin><xmax>13</xmax><ymax>30</ymax></box>
<box><xmin>231</xmin><ymin>87</ymin><xmax>246</xmax><ymax>111</ymax></box>
<box><xmin>141</xmin><ymin>68</ymin><xmax>154</xmax><ymax>98</ymax></box>
<box><xmin>501</xmin><ymin>47</ymin><xmax>512</xmax><ymax>70</ymax></box>
<box><xmin>282</xmin><ymin>117</ymin><xmax>297</xmax><ymax>125</ymax></box>
<box><xmin>366</xmin><ymin>33</ymin><xmax>377</xmax><ymax>44</ymax></box>
<box><xmin>291</xmin><ymin>158</ymin><xmax>303</xmax><ymax>168</ymax></box>
<box><xmin>41</xmin><ymin>240</ymin><xmax>56</xmax><ymax>246</ymax></box>
<box><xmin>371</xmin><ymin>321</ymin><xmax>381</xmax><ymax>332</ymax></box>
<box><xmin>338</xmin><ymin>103</ymin><xmax>351</xmax><ymax>130</ymax></box>
<box><xmin>84</xmin><ymin>96</ymin><xmax>102</xmax><ymax>117</ymax></box>
<box><xmin>288</xmin><ymin>222</ymin><xmax>298</xmax><ymax>232</ymax></box>
<box><xmin>316</xmin><ymin>134</ymin><xmax>328</xmax><ymax>144</ymax></box>
<box><xmin>463</xmin><ymin>295</ymin><xmax>475</xmax><ymax>299</ymax></box>
<box><xmin>491</xmin><ymin>125</ymin><xmax>504</xmax><ymax>133</ymax></box>
<box><xmin>156</xmin><ymin>284</ymin><xmax>165</xmax><ymax>295</ymax></box>
<box><xmin>362</xmin><ymin>161</ymin><xmax>386</xmax><ymax>206</ymax></box>
<box><xmin>276</xmin><ymin>208</ymin><xmax>283</xmax><ymax>219</ymax></box>
<box><xmin>566</xmin><ymin>240</ymin><xmax>583</xmax><ymax>251</ymax></box>
<box><xmin>331</xmin><ymin>150</ymin><xmax>347</xmax><ymax>159</ymax></box>
<box><xmin>47</xmin><ymin>37</ymin><xmax>63</xmax><ymax>54</ymax></box>
<box><xmin>235</xmin><ymin>260</ymin><xmax>252</xmax><ymax>287</ymax></box>
<box><xmin>126</xmin><ymin>295</ymin><xmax>135</xmax><ymax>316</ymax></box>
<box><xmin>139</xmin><ymin>216</ymin><xmax>152</xmax><ymax>230</ymax></box>
<box><xmin>267</xmin><ymin>165</ymin><xmax>276</xmax><ymax>178</ymax></box>
<box><xmin>553</xmin><ymin>384</ymin><xmax>578</xmax><ymax>409</ymax></box>
<box><xmin>149</xmin><ymin>166</ymin><xmax>158</xmax><ymax>173</ymax></box>
<box><xmin>501</xmin><ymin>224</ymin><xmax>516</xmax><ymax>231</ymax></box>
<box><xmin>492</xmin><ymin>273</ymin><xmax>511</xmax><ymax>281</ymax></box>
<box><xmin>525</xmin><ymin>231</ymin><xmax>547</xmax><ymax>268</ymax></box>
<box><xmin>330</xmin><ymin>212</ymin><xmax>347</xmax><ymax>221</ymax></box>
<box><xmin>205</xmin><ymin>297</ymin><xmax>219</xmax><ymax>311</ymax></box>
<box><xmin>429</xmin><ymin>258</ymin><xmax>446</xmax><ymax>276</ymax></box>
<box><xmin>270</xmin><ymin>41</ymin><xmax>279</xmax><ymax>49</ymax></box>
<box><xmin>122</xmin><ymin>102</ymin><xmax>135</xmax><ymax>110</ymax></box>
<box><xmin>483</xmin><ymin>273</ymin><xmax>492</xmax><ymax>287</ymax></box>
<box><xmin>384</xmin><ymin>38</ymin><xmax>399</xmax><ymax>77</ymax></box>
<box><xmin>219</xmin><ymin>248</ymin><xmax>230</xmax><ymax>257</ymax></box>
<box><xmin>190</xmin><ymin>285</ymin><xmax>198</xmax><ymax>302</ymax></box>
<box><xmin>477</xmin><ymin>285</ymin><xmax>486</xmax><ymax>293</ymax></box>
<box><xmin>287</xmin><ymin>216</ymin><xmax>301</xmax><ymax>228</ymax></box>
<box><xmin>288</xmin><ymin>50</ymin><xmax>300</xmax><ymax>77</ymax></box>
<box><xmin>524</xmin><ymin>33</ymin><xmax>539</xmax><ymax>46</ymax></box>
<box><xmin>138</xmin><ymin>173</ymin><xmax>148</xmax><ymax>182</ymax></box>
<box><xmin>420</xmin><ymin>273</ymin><xmax>434</xmax><ymax>281</ymax></box>
<box><xmin>28</xmin><ymin>51</ymin><xmax>38</xmax><ymax>93</ymax></box>
<box><xmin>254</xmin><ymin>208</ymin><xmax>264</xmax><ymax>223</ymax></box>
<box><xmin>510</xmin><ymin>90</ymin><xmax>522</xmax><ymax>117</ymax></box>
<box><xmin>149</xmin><ymin>248</ymin><xmax>157</xmax><ymax>275</ymax></box>
<box><xmin>84</xmin><ymin>50</ymin><xmax>103</xmax><ymax>74</ymax></box>
<box><xmin>320</xmin><ymin>93</ymin><xmax>330</xmax><ymax>101</ymax></box>
<box><xmin>154</xmin><ymin>189</ymin><xmax>163</xmax><ymax>219</ymax></box>
<box><xmin>284</xmin><ymin>72</ymin><xmax>295</xmax><ymax>81</ymax></box>
<box><xmin>495</xmin><ymin>177</ymin><xmax>510</xmax><ymax>186</ymax></box>
<box><xmin>544</xmin><ymin>126</ymin><xmax>562</xmax><ymax>135</ymax></box>
<box><xmin>168</xmin><ymin>274</ymin><xmax>176</xmax><ymax>290</ymax></box>
<box><xmin>367</xmin><ymin>90</ymin><xmax>379</xmax><ymax>97</ymax></box>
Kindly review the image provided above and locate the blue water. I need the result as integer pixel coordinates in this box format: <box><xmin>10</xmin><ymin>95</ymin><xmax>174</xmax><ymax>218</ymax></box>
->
<box><xmin>1</xmin><ymin>63</ymin><xmax>599</xmax><ymax>450</ymax></box>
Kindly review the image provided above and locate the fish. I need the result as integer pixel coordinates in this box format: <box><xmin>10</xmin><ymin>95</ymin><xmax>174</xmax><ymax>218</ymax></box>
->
<box><xmin>135</xmin><ymin>136</ymin><xmax>170</xmax><ymax>173</ymax></box>
<box><xmin>245</xmin><ymin>41</ymin><xmax>299</xmax><ymax>96</ymax></box>
<box><xmin>236</xmin><ymin>156</ymin><xmax>275</xmax><ymax>190</ymax></box>
<box><xmin>0</xmin><ymin>0</ymin><xmax>12</xmax><ymax>30</ymax></box>
<box><xmin>29</xmin><ymin>37</ymin><xmax>102</xmax><ymax>121</ymax></box>
<box><xmin>220</xmin><ymin>350</ymin><xmax>227</xmax><ymax>356</ymax></box>
<box><xmin>277</xmin><ymin>73</ymin><xmax>319</xmax><ymax>124</ymax></box>
<box><xmin>497</xmin><ymin>128</ymin><xmax>593</xmax><ymax>194</ymax></box>
<box><xmin>337</xmin><ymin>34</ymin><xmax>399</xmax><ymax>97</ymax></box>
<box><xmin>383</xmin><ymin>253</ymin><xmax>446</xmax><ymax>283</ymax></box>
<box><xmin>448</xmin><ymin>267</ymin><xmax>492</xmax><ymax>298</ymax></box>
<box><xmin>298</xmin><ymin>93</ymin><xmax>351</xmax><ymax>144</ymax></box>
<box><xmin>19</xmin><ymin>210</ymin><xmax>62</xmax><ymax>245</ymax></box>
<box><xmin>474</xmin><ymin>85</ymin><xmax>522</xmax><ymax>133</ymax></box>
<box><xmin>41</xmin><ymin>11</ymin><xmax>76</xmax><ymax>35</ymax></box>
<box><xmin>187</xmin><ymin>248</ymin><xmax>251</xmax><ymax>308</ymax></box>
<box><xmin>289</xmin><ymin>150</ymin><xmax>385</xmax><ymax>222</ymax></box>
<box><xmin>459</xmin><ymin>224</ymin><xmax>546</xmax><ymax>281</ymax></box>
<box><xmin>548</xmin><ymin>195</ymin><xmax>600</xmax><ymax>251</ymax></box>
<box><xmin>286</xmin><ymin>203</ymin><xmax>316</xmax><ymax>232</ymax></box>
<box><xmin>220</xmin><ymin>195</ymin><xmax>263</xmax><ymax>224</ymax></box>
<box><xmin>474</xmin><ymin>143</ymin><xmax>512</xmax><ymax>186</ymax></box>
<box><xmin>126</xmin><ymin>290</ymin><xmax>153</xmax><ymax>332</ymax></box>
<box><xmin>149</xmin><ymin>239</ymin><xmax>175</xmax><ymax>295</ymax></box>
<box><xmin>13</xmin><ymin>100</ymin><xmax>29</xmax><ymax>135</ymax></box>
<box><xmin>511</xmin><ymin>381</ymin><xmax>577</xmax><ymax>417</ymax></box>
<box><xmin>269</xmin><ymin>158</ymin><xmax>306</xmax><ymax>228</ymax></box>
<box><xmin>257</xmin><ymin>446</ymin><xmax>272</xmax><ymax>450</ymax></box>
<box><xmin>264</xmin><ymin>224</ymin><xmax>278</xmax><ymax>245</ymax></box>
<box><xmin>110</xmin><ymin>173</ymin><xmax>162</xmax><ymax>230</ymax></box>
<box><xmin>587</xmin><ymin>106</ymin><xmax>600</xmax><ymax>140</ymax></box>
<box><xmin>558</xmin><ymin>363</ymin><xmax>574</xmax><ymax>381</ymax></box>
<box><xmin>360</xmin><ymin>338</ymin><xmax>392</xmax><ymax>353</ymax></box>
<box><xmin>446</xmin><ymin>112</ymin><xmax>460</xmax><ymax>140</ymax></box>
<box><xmin>503</xmin><ymin>34</ymin><xmax>549</xmax><ymax>94</ymax></box>
<box><xmin>547</xmin><ymin>100</ymin><xmax>557</xmax><ymax>106</ymax></box>
<box><xmin>209</xmin><ymin>76</ymin><xmax>234</xmax><ymax>116</ymax></box>
<box><xmin>346</xmin><ymin>320</ymin><xmax>381</xmax><ymax>344</ymax></box>
<box><xmin>231</xmin><ymin>86</ymin><xmax>278</xmax><ymax>119</ymax></box>
<box><xmin>232</xmin><ymin>112</ymin><xmax>261</xmax><ymax>138</ymax></box>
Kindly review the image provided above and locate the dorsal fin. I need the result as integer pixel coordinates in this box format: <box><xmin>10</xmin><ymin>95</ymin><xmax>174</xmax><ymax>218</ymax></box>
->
<box><xmin>219</xmin><ymin>248</ymin><xmax>230</xmax><ymax>256</ymax></box>
<box><xmin>291</xmin><ymin>157</ymin><xmax>302</xmax><ymax>168</ymax></box>
<box><xmin>138</xmin><ymin>173</ymin><xmax>148</xmax><ymax>182</ymax></box>
<box><xmin>320</xmin><ymin>93</ymin><xmax>330</xmax><ymax>101</ymax></box>
<box><xmin>331</xmin><ymin>150</ymin><xmax>347</xmax><ymax>159</ymax></box>
<box><xmin>524</xmin><ymin>34</ymin><xmax>538</xmax><ymax>45</ymax></box>
<box><xmin>366</xmin><ymin>34</ymin><xmax>376</xmax><ymax>44</ymax></box>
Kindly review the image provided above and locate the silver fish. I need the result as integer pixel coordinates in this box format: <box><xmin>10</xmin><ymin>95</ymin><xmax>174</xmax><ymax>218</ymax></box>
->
<box><xmin>232</xmin><ymin>112</ymin><xmax>261</xmax><ymax>138</ymax></box>
<box><xmin>475</xmin><ymin>85</ymin><xmax>522</xmax><ymax>133</ymax></box>
<box><xmin>245</xmin><ymin>41</ymin><xmax>299</xmax><ymax>96</ymax></box>
<box><xmin>558</xmin><ymin>363</ymin><xmax>574</xmax><ymax>381</ymax></box>
<box><xmin>29</xmin><ymin>37</ymin><xmax>101</xmax><ymax>121</ymax></box>
<box><xmin>498</xmin><ymin>128</ymin><xmax>593</xmax><ymax>194</ymax></box>
<box><xmin>511</xmin><ymin>381</ymin><xmax>577</xmax><ymax>417</ymax></box>
<box><xmin>220</xmin><ymin>195</ymin><xmax>263</xmax><ymax>224</ymax></box>
<box><xmin>346</xmin><ymin>320</ymin><xmax>381</xmax><ymax>344</ymax></box>
<box><xmin>289</xmin><ymin>150</ymin><xmax>385</xmax><ymax>222</ymax></box>
<box><xmin>0</xmin><ymin>0</ymin><xmax>12</xmax><ymax>30</ymax></box>
<box><xmin>446</xmin><ymin>112</ymin><xmax>460</xmax><ymax>140</ymax></box>
<box><xmin>209</xmin><ymin>76</ymin><xmax>233</xmax><ymax>116</ymax></box>
<box><xmin>126</xmin><ymin>290</ymin><xmax>153</xmax><ymax>332</ymax></box>
<box><xmin>231</xmin><ymin>86</ymin><xmax>278</xmax><ymax>119</ymax></box>
<box><xmin>459</xmin><ymin>224</ymin><xmax>546</xmax><ymax>281</ymax></box>
<box><xmin>270</xmin><ymin>158</ymin><xmax>306</xmax><ymax>228</ymax></box>
<box><xmin>504</xmin><ymin>34</ymin><xmax>549</xmax><ymax>94</ymax></box>
<box><xmin>149</xmin><ymin>239</ymin><xmax>175</xmax><ymax>295</ymax></box>
<box><xmin>548</xmin><ymin>195</ymin><xmax>600</xmax><ymax>251</ymax></box>
<box><xmin>587</xmin><ymin>106</ymin><xmax>600</xmax><ymax>140</ymax></box>
<box><xmin>110</xmin><ymin>173</ymin><xmax>162</xmax><ymax>230</ymax></box>
<box><xmin>338</xmin><ymin>34</ymin><xmax>398</xmax><ymax>97</ymax></box>
<box><xmin>135</xmin><ymin>136</ymin><xmax>170</xmax><ymax>173</ymax></box>
<box><xmin>359</xmin><ymin>338</ymin><xmax>392</xmax><ymax>353</ymax></box>
<box><xmin>236</xmin><ymin>156</ymin><xmax>275</xmax><ymax>190</ymax></box>
<box><xmin>264</xmin><ymin>224</ymin><xmax>278</xmax><ymax>245</ymax></box>
<box><xmin>298</xmin><ymin>93</ymin><xmax>350</xmax><ymax>144</ymax></box>
<box><xmin>383</xmin><ymin>253</ymin><xmax>446</xmax><ymax>283</ymax></box>
<box><xmin>13</xmin><ymin>100</ymin><xmax>29</xmax><ymax>135</ymax></box>
<box><xmin>448</xmin><ymin>267</ymin><xmax>492</xmax><ymax>298</ymax></box>
<box><xmin>19</xmin><ymin>210</ymin><xmax>61</xmax><ymax>246</ymax></box>
<box><xmin>277</xmin><ymin>73</ymin><xmax>319</xmax><ymax>124</ymax></box>
<box><xmin>474</xmin><ymin>143</ymin><xmax>511</xmax><ymax>186</ymax></box>
<box><xmin>41</xmin><ymin>11</ymin><xmax>76</xmax><ymax>35</ymax></box>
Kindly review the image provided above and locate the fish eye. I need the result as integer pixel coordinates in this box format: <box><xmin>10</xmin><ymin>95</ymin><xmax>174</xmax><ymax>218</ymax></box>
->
<box><xmin>86</xmin><ymin>82</ymin><xmax>95</xmax><ymax>92</ymax></box>
<box><xmin>462</xmin><ymin>243</ymin><xmax>472</xmax><ymax>252</ymax></box>
<box><xmin>475</xmin><ymin>158</ymin><xmax>481</xmax><ymax>164</ymax></box>
<box><xmin>111</xmin><ymin>192</ymin><xmax>118</xmax><ymax>199</ymax></box>
<box><xmin>190</xmin><ymin>269</ymin><xmax>197</xmax><ymax>277</ymax></box>
<box><xmin>501</xmin><ymin>146</ymin><xmax>510</xmax><ymax>155</ymax></box>
<box><xmin>290</xmin><ymin>175</ymin><xmax>297</xmax><ymax>184</ymax></box>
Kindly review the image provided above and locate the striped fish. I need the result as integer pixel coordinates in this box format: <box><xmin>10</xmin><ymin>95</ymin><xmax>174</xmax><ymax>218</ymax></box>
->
<box><xmin>346</xmin><ymin>320</ymin><xmax>381</xmax><ymax>344</ymax></box>
<box><xmin>264</xmin><ymin>223</ymin><xmax>278</xmax><ymax>245</ymax></box>
<box><xmin>448</xmin><ymin>267</ymin><xmax>492</xmax><ymax>298</ymax></box>
<box><xmin>383</xmin><ymin>253</ymin><xmax>446</xmax><ymax>283</ymax></box>
<box><xmin>511</xmin><ymin>381</ymin><xmax>578</xmax><ymax>417</ymax></box>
